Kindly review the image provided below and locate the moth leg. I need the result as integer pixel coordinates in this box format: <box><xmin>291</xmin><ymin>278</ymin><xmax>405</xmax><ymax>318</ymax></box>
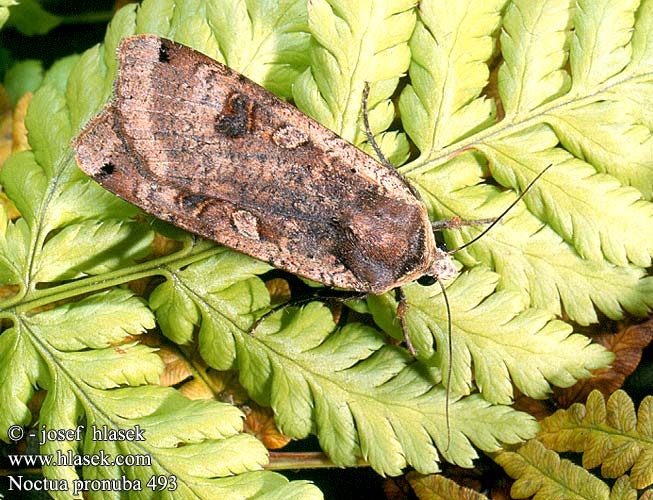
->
<box><xmin>250</xmin><ymin>289</ymin><xmax>367</xmax><ymax>334</ymax></box>
<box><xmin>250</xmin><ymin>297</ymin><xmax>313</xmax><ymax>334</ymax></box>
<box><xmin>446</xmin><ymin>164</ymin><xmax>553</xmax><ymax>255</ymax></box>
<box><xmin>431</xmin><ymin>217</ymin><xmax>496</xmax><ymax>232</ymax></box>
<box><xmin>394</xmin><ymin>287</ymin><xmax>416</xmax><ymax>355</ymax></box>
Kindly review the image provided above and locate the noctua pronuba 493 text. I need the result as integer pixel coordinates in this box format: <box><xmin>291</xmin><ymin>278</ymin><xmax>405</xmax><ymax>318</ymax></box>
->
<box><xmin>73</xmin><ymin>35</ymin><xmax>545</xmax><ymax>412</ymax></box>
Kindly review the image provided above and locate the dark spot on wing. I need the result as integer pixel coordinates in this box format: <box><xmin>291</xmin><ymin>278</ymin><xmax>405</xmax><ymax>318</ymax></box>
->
<box><xmin>216</xmin><ymin>94</ymin><xmax>252</xmax><ymax>137</ymax></box>
<box><xmin>178</xmin><ymin>193</ymin><xmax>211</xmax><ymax>210</ymax></box>
<box><xmin>158</xmin><ymin>42</ymin><xmax>170</xmax><ymax>63</ymax></box>
<box><xmin>99</xmin><ymin>162</ymin><xmax>114</xmax><ymax>176</ymax></box>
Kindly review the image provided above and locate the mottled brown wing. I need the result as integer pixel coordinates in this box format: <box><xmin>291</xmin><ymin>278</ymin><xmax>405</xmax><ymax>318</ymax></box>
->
<box><xmin>73</xmin><ymin>34</ymin><xmax>438</xmax><ymax>294</ymax></box>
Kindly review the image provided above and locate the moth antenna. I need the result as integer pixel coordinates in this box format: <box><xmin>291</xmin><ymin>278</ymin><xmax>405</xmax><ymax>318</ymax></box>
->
<box><xmin>432</xmin><ymin>217</ymin><xmax>495</xmax><ymax>232</ymax></box>
<box><xmin>448</xmin><ymin>164</ymin><xmax>553</xmax><ymax>255</ymax></box>
<box><xmin>362</xmin><ymin>83</ymin><xmax>423</xmax><ymax>201</ymax></box>
<box><xmin>435</xmin><ymin>277</ymin><xmax>453</xmax><ymax>452</ymax></box>
<box><xmin>63</xmin><ymin>149</ymin><xmax>78</xmax><ymax>170</ymax></box>
<box><xmin>362</xmin><ymin>83</ymin><xmax>395</xmax><ymax>172</ymax></box>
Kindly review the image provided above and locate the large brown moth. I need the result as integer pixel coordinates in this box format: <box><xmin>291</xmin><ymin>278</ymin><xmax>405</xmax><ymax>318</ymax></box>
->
<box><xmin>74</xmin><ymin>35</ymin><xmax>547</xmax><ymax>441</ymax></box>
<box><xmin>73</xmin><ymin>35</ymin><xmax>462</xmax><ymax>298</ymax></box>
<box><xmin>73</xmin><ymin>31</ymin><xmax>550</xmax><ymax>357</ymax></box>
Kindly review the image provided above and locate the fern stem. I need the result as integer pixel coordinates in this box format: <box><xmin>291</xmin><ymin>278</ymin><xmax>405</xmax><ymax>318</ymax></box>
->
<box><xmin>400</xmin><ymin>69</ymin><xmax>653</xmax><ymax>176</ymax></box>
<box><xmin>5</xmin><ymin>244</ymin><xmax>222</xmax><ymax>315</ymax></box>
<box><xmin>266</xmin><ymin>451</ymin><xmax>369</xmax><ymax>470</ymax></box>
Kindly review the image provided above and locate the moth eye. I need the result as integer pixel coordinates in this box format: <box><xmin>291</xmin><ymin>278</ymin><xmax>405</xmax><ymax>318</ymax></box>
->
<box><xmin>417</xmin><ymin>275</ymin><xmax>436</xmax><ymax>286</ymax></box>
<box><xmin>99</xmin><ymin>162</ymin><xmax>114</xmax><ymax>176</ymax></box>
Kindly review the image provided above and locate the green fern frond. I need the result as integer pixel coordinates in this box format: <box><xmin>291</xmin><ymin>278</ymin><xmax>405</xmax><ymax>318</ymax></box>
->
<box><xmin>4</xmin><ymin>60</ymin><xmax>44</xmax><ymax>105</ymax></box>
<box><xmin>539</xmin><ymin>390</ymin><xmax>653</xmax><ymax>489</ymax></box>
<box><xmin>402</xmin><ymin>267</ymin><xmax>610</xmax><ymax>402</ymax></box>
<box><xmin>499</xmin><ymin>0</ymin><xmax>572</xmax><ymax>115</ymax></box>
<box><xmin>0</xmin><ymin>0</ymin><xmax>651</xmax><ymax>494</ymax></box>
<box><xmin>418</xmin><ymin>155</ymin><xmax>653</xmax><ymax>327</ymax></box>
<box><xmin>487</xmin><ymin>127</ymin><xmax>653</xmax><ymax>268</ymax></box>
<box><xmin>293</xmin><ymin>0</ymin><xmax>415</xmax><ymax>160</ymax></box>
<box><xmin>4</xmin><ymin>286</ymin><xmax>317</xmax><ymax>499</ymax></box>
<box><xmin>393</xmin><ymin>0</ymin><xmax>653</xmax><ymax>408</ymax></box>
<box><xmin>610</xmin><ymin>476</ymin><xmax>644</xmax><ymax>500</ymax></box>
<box><xmin>146</xmin><ymin>0</ymin><xmax>310</xmax><ymax>98</ymax></box>
<box><xmin>0</xmin><ymin>0</ymin><xmax>17</xmax><ymax>30</ymax></box>
<box><xmin>399</xmin><ymin>0</ymin><xmax>653</xmax><ymax>318</ymax></box>
<box><xmin>151</xmin><ymin>254</ymin><xmax>538</xmax><ymax>473</ymax></box>
<box><xmin>398</xmin><ymin>0</ymin><xmax>505</xmax><ymax>153</ymax></box>
<box><xmin>3</xmin><ymin>0</ymin><xmax>61</xmax><ymax>36</ymax></box>
<box><xmin>0</xmin><ymin>73</ymin><xmax>151</xmax><ymax>293</ymax></box>
<box><xmin>150</xmin><ymin>248</ymin><xmax>272</xmax><ymax>350</ymax></box>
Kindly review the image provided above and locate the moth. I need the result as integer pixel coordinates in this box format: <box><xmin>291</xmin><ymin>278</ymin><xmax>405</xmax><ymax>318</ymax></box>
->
<box><xmin>74</xmin><ymin>34</ymin><xmax>461</xmax><ymax>298</ymax></box>
<box><xmin>74</xmin><ymin>34</ymin><xmax>548</xmax><ymax>441</ymax></box>
<box><xmin>74</xmin><ymin>33</ymin><xmax>547</xmax><ymax>346</ymax></box>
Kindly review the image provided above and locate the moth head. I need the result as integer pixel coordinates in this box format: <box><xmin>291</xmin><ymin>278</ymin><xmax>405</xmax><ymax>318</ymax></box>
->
<box><xmin>421</xmin><ymin>246</ymin><xmax>457</xmax><ymax>285</ymax></box>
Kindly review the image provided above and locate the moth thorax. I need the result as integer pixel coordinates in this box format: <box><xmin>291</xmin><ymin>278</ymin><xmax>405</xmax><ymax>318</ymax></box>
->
<box><xmin>427</xmin><ymin>247</ymin><xmax>457</xmax><ymax>281</ymax></box>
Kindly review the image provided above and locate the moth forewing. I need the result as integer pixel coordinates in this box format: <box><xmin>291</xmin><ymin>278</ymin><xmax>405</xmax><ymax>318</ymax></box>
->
<box><xmin>73</xmin><ymin>34</ymin><xmax>451</xmax><ymax>295</ymax></box>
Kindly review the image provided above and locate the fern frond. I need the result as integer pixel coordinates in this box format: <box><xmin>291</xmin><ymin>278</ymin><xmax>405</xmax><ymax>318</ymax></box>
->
<box><xmin>0</xmin><ymin>318</ymin><xmax>44</xmax><ymax>438</ymax></box>
<box><xmin>495</xmin><ymin>439</ymin><xmax>610</xmax><ymax>500</ymax></box>
<box><xmin>495</xmin><ymin>391</ymin><xmax>653</xmax><ymax>498</ymax></box>
<box><xmin>293</xmin><ymin>0</ymin><xmax>415</xmax><ymax>156</ymax></box>
<box><xmin>570</xmin><ymin>0</ymin><xmax>639</xmax><ymax>90</ymax></box>
<box><xmin>539</xmin><ymin>390</ymin><xmax>653</xmax><ymax>489</ymax></box>
<box><xmin>400</xmin><ymin>0</ymin><xmax>653</xmax><ymax>323</ymax></box>
<box><xmin>487</xmin><ymin>126</ymin><xmax>653</xmax><ymax>268</ymax></box>
<box><xmin>4</xmin><ymin>60</ymin><xmax>44</xmax><ymax>105</ymax></box>
<box><xmin>3</xmin><ymin>282</ymin><xmax>317</xmax><ymax>497</ymax></box>
<box><xmin>0</xmin><ymin>216</ymin><xmax>30</xmax><ymax>286</ymax></box>
<box><xmin>403</xmin><ymin>267</ymin><xmax>611</xmax><ymax>403</ymax></box>
<box><xmin>253</xmin><ymin>312</ymin><xmax>537</xmax><ymax>473</ymax></box>
<box><xmin>150</xmin><ymin>249</ymin><xmax>272</xmax><ymax>350</ymax></box>
<box><xmin>393</xmin><ymin>0</ymin><xmax>653</xmax><ymax>409</ymax></box>
<box><xmin>419</xmin><ymin>156</ymin><xmax>653</xmax><ymax>327</ymax></box>
<box><xmin>169</xmin><ymin>0</ymin><xmax>310</xmax><ymax>98</ymax></box>
<box><xmin>407</xmin><ymin>470</ymin><xmax>490</xmax><ymax>499</ymax></box>
<box><xmin>0</xmin><ymin>0</ymin><xmax>16</xmax><ymax>29</ymax></box>
<box><xmin>398</xmin><ymin>0</ymin><xmax>505</xmax><ymax>153</ymax></box>
<box><xmin>152</xmin><ymin>255</ymin><xmax>538</xmax><ymax>474</ymax></box>
<box><xmin>499</xmin><ymin>0</ymin><xmax>572</xmax><ymax>116</ymax></box>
